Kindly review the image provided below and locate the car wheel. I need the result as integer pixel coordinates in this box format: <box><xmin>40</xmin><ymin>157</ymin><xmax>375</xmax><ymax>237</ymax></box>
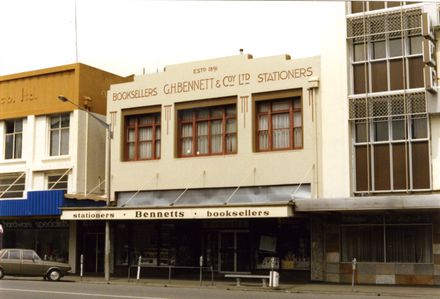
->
<box><xmin>0</xmin><ymin>268</ymin><xmax>4</xmax><ymax>279</ymax></box>
<box><xmin>47</xmin><ymin>269</ymin><xmax>61</xmax><ymax>281</ymax></box>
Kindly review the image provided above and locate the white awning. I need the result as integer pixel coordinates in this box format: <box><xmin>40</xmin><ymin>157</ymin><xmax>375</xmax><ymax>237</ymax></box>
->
<box><xmin>61</xmin><ymin>202</ymin><xmax>294</xmax><ymax>220</ymax></box>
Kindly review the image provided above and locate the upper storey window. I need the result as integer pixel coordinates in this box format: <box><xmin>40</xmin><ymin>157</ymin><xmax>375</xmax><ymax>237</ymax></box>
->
<box><xmin>124</xmin><ymin>113</ymin><xmax>161</xmax><ymax>161</ymax></box>
<box><xmin>4</xmin><ymin>119</ymin><xmax>23</xmax><ymax>160</ymax></box>
<box><xmin>350</xmin><ymin>1</ymin><xmax>421</xmax><ymax>14</ymax></box>
<box><xmin>49</xmin><ymin>114</ymin><xmax>70</xmax><ymax>156</ymax></box>
<box><xmin>255</xmin><ymin>92</ymin><xmax>302</xmax><ymax>152</ymax></box>
<box><xmin>178</xmin><ymin>104</ymin><xmax>237</xmax><ymax>157</ymax></box>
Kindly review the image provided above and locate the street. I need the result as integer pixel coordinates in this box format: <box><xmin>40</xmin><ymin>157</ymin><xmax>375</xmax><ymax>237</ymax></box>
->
<box><xmin>0</xmin><ymin>277</ymin><xmax>438</xmax><ymax>299</ymax></box>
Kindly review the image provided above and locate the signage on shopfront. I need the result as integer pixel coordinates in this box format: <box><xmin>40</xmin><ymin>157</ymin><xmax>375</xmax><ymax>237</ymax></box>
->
<box><xmin>61</xmin><ymin>205</ymin><xmax>293</xmax><ymax>220</ymax></box>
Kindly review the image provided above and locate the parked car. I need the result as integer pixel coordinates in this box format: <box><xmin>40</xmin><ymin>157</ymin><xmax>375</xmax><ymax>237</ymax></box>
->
<box><xmin>0</xmin><ymin>248</ymin><xmax>71</xmax><ymax>281</ymax></box>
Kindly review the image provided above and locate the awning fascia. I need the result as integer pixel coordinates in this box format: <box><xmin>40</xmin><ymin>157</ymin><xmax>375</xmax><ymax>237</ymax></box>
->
<box><xmin>61</xmin><ymin>201</ymin><xmax>294</xmax><ymax>220</ymax></box>
<box><xmin>294</xmin><ymin>195</ymin><xmax>440</xmax><ymax>212</ymax></box>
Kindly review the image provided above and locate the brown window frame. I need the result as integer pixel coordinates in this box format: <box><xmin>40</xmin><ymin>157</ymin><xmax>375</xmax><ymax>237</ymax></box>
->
<box><xmin>255</xmin><ymin>97</ymin><xmax>303</xmax><ymax>152</ymax></box>
<box><xmin>177</xmin><ymin>104</ymin><xmax>237</xmax><ymax>157</ymax></box>
<box><xmin>124</xmin><ymin>113</ymin><xmax>161</xmax><ymax>161</ymax></box>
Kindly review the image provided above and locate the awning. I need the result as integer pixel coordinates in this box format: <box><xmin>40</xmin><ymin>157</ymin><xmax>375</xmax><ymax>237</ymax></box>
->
<box><xmin>61</xmin><ymin>201</ymin><xmax>294</xmax><ymax>220</ymax></box>
<box><xmin>294</xmin><ymin>194</ymin><xmax>440</xmax><ymax>212</ymax></box>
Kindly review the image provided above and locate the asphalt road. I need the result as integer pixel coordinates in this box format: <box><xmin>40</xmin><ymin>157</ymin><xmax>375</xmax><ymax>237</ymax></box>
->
<box><xmin>0</xmin><ymin>277</ymin><xmax>436</xmax><ymax>299</ymax></box>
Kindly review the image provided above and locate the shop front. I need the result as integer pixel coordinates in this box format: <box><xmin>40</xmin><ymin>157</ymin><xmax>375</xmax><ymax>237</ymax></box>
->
<box><xmin>62</xmin><ymin>199</ymin><xmax>312</xmax><ymax>281</ymax></box>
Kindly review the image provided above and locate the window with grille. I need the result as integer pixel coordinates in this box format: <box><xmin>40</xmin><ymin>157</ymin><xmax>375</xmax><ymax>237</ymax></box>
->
<box><xmin>0</xmin><ymin>173</ymin><xmax>25</xmax><ymax>198</ymax></box>
<box><xmin>49</xmin><ymin>114</ymin><xmax>70</xmax><ymax>156</ymax></box>
<box><xmin>47</xmin><ymin>174</ymin><xmax>68</xmax><ymax>191</ymax></box>
<box><xmin>350</xmin><ymin>92</ymin><xmax>429</xmax><ymax>193</ymax></box>
<box><xmin>177</xmin><ymin>104</ymin><xmax>236</xmax><ymax>157</ymax></box>
<box><xmin>256</xmin><ymin>97</ymin><xmax>302</xmax><ymax>152</ymax></box>
<box><xmin>124</xmin><ymin>113</ymin><xmax>161</xmax><ymax>161</ymax></box>
<box><xmin>4</xmin><ymin>119</ymin><xmax>23</xmax><ymax>160</ymax></box>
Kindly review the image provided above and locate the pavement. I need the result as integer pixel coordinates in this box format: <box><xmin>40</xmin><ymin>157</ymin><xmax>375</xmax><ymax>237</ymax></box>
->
<box><xmin>66</xmin><ymin>275</ymin><xmax>440</xmax><ymax>297</ymax></box>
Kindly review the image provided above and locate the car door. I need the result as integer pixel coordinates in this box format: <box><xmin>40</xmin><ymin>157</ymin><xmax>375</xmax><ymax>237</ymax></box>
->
<box><xmin>0</xmin><ymin>249</ymin><xmax>22</xmax><ymax>275</ymax></box>
<box><xmin>21</xmin><ymin>250</ymin><xmax>46</xmax><ymax>276</ymax></box>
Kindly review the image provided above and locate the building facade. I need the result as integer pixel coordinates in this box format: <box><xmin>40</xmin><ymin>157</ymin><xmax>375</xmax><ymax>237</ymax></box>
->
<box><xmin>299</xmin><ymin>1</ymin><xmax>440</xmax><ymax>285</ymax></box>
<box><xmin>0</xmin><ymin>64</ymin><xmax>129</xmax><ymax>272</ymax></box>
<box><xmin>62</xmin><ymin>54</ymin><xmax>322</xmax><ymax>280</ymax></box>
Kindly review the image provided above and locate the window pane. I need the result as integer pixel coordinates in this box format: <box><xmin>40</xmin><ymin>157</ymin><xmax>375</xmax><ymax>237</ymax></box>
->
<box><xmin>155</xmin><ymin>127</ymin><xmax>161</xmax><ymax>140</ymax></box>
<box><xmin>226</xmin><ymin>134</ymin><xmax>237</xmax><ymax>153</ymax></box>
<box><xmin>371</xmin><ymin>61</ymin><xmax>388</xmax><ymax>92</ymax></box>
<box><xmin>61</xmin><ymin>114</ymin><xmax>70</xmax><ymax>128</ymax></box>
<box><xmin>14</xmin><ymin>134</ymin><xmax>22</xmax><ymax>159</ymax></box>
<box><xmin>5</xmin><ymin>135</ymin><xmax>13</xmax><ymax>159</ymax></box>
<box><xmin>272</xmin><ymin>100</ymin><xmax>289</xmax><ymax>111</ymax></box>
<box><xmin>386</xmin><ymin>225</ymin><xmax>432</xmax><ymax>263</ymax></box>
<box><xmin>197</xmin><ymin>109</ymin><xmax>210</xmax><ymax>119</ymax></box>
<box><xmin>139</xmin><ymin>142</ymin><xmax>152</xmax><ymax>159</ymax></box>
<box><xmin>341</xmin><ymin>226</ymin><xmax>384</xmax><ymax>262</ymax></box>
<box><xmin>181</xmin><ymin>138</ymin><xmax>193</xmax><ymax>156</ymax></box>
<box><xmin>258</xmin><ymin>132</ymin><xmax>269</xmax><ymax>150</ymax></box>
<box><xmin>353</xmin><ymin>44</ymin><xmax>365</xmax><ymax>62</ymax></box>
<box><xmin>197</xmin><ymin>122</ymin><xmax>208</xmax><ymax>155</ymax></box>
<box><xmin>210</xmin><ymin>107</ymin><xmax>223</xmax><ymax>118</ymax></box>
<box><xmin>180</xmin><ymin>110</ymin><xmax>194</xmax><ymax>121</ymax></box>
<box><xmin>139</xmin><ymin>127</ymin><xmax>152</xmax><ymax>141</ymax></box>
<box><xmin>389</xmin><ymin>38</ymin><xmax>403</xmax><ymax>57</ymax></box>
<box><xmin>258</xmin><ymin>103</ymin><xmax>269</xmax><ymax>113</ymax></box>
<box><xmin>374</xmin><ymin>120</ymin><xmax>389</xmax><ymax>141</ymax></box>
<box><xmin>226</xmin><ymin>105</ymin><xmax>236</xmax><ymax>117</ymax></box>
<box><xmin>181</xmin><ymin>124</ymin><xmax>193</xmax><ymax>138</ymax></box>
<box><xmin>392</xmin><ymin>118</ymin><xmax>405</xmax><ymax>140</ymax></box>
<box><xmin>412</xmin><ymin>117</ymin><xmax>427</xmax><ymax>139</ymax></box>
<box><xmin>294</xmin><ymin>128</ymin><xmax>302</xmax><ymax>148</ymax></box>
<box><xmin>226</xmin><ymin>119</ymin><xmax>236</xmax><ymax>133</ymax></box>
<box><xmin>353</xmin><ymin>64</ymin><xmax>369</xmax><ymax>94</ymax></box>
<box><xmin>50</xmin><ymin>116</ymin><xmax>60</xmax><ymax>129</ymax></box>
<box><xmin>128</xmin><ymin>129</ymin><xmax>135</xmax><ymax>142</ymax></box>
<box><xmin>389</xmin><ymin>59</ymin><xmax>405</xmax><ymax>90</ymax></box>
<box><xmin>293</xmin><ymin>112</ymin><xmax>302</xmax><ymax>128</ymax></box>
<box><xmin>14</xmin><ymin>120</ymin><xmax>23</xmax><ymax>132</ymax></box>
<box><xmin>372</xmin><ymin>41</ymin><xmax>386</xmax><ymax>59</ymax></box>
<box><xmin>412</xmin><ymin>141</ymin><xmax>430</xmax><ymax>189</ymax></box>
<box><xmin>272</xmin><ymin>113</ymin><xmax>289</xmax><ymax>129</ymax></box>
<box><xmin>293</xmin><ymin>98</ymin><xmax>301</xmax><ymax>109</ymax></box>
<box><xmin>355</xmin><ymin>122</ymin><xmax>368</xmax><ymax>143</ymax></box>
<box><xmin>211</xmin><ymin>135</ymin><xmax>222</xmax><ymax>154</ymax></box>
<box><xmin>409</xmin><ymin>35</ymin><xmax>422</xmax><ymax>55</ymax></box>
<box><xmin>408</xmin><ymin>56</ymin><xmax>424</xmax><ymax>88</ymax></box>
<box><xmin>128</xmin><ymin>143</ymin><xmax>135</xmax><ymax>160</ymax></box>
<box><xmin>272</xmin><ymin>129</ymin><xmax>290</xmax><ymax>149</ymax></box>
<box><xmin>155</xmin><ymin>141</ymin><xmax>161</xmax><ymax>158</ymax></box>
<box><xmin>5</xmin><ymin>121</ymin><xmax>14</xmax><ymax>133</ymax></box>
<box><xmin>139</xmin><ymin>115</ymin><xmax>154</xmax><ymax>125</ymax></box>
<box><xmin>60</xmin><ymin>128</ymin><xmax>69</xmax><ymax>155</ymax></box>
<box><xmin>258</xmin><ymin>115</ymin><xmax>268</xmax><ymax>130</ymax></box>
<box><xmin>50</xmin><ymin>131</ymin><xmax>59</xmax><ymax>156</ymax></box>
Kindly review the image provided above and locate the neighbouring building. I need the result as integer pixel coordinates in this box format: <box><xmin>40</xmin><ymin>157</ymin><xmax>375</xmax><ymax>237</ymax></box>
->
<box><xmin>62</xmin><ymin>54</ymin><xmax>322</xmax><ymax>281</ymax></box>
<box><xmin>295</xmin><ymin>1</ymin><xmax>440</xmax><ymax>285</ymax></box>
<box><xmin>0</xmin><ymin>63</ymin><xmax>130</xmax><ymax>273</ymax></box>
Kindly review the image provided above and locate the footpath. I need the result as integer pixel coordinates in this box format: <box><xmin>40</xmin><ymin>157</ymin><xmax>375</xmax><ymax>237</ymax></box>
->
<box><xmin>67</xmin><ymin>275</ymin><xmax>440</xmax><ymax>298</ymax></box>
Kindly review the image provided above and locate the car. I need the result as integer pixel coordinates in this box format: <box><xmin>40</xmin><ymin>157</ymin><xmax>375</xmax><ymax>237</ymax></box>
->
<box><xmin>0</xmin><ymin>248</ymin><xmax>71</xmax><ymax>281</ymax></box>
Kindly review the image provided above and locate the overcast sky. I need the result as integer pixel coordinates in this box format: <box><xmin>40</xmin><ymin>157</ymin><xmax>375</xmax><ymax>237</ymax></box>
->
<box><xmin>0</xmin><ymin>0</ymin><xmax>342</xmax><ymax>77</ymax></box>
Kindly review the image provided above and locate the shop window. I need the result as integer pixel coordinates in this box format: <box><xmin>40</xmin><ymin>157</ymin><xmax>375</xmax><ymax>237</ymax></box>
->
<box><xmin>256</xmin><ymin>97</ymin><xmax>302</xmax><ymax>151</ymax></box>
<box><xmin>4</xmin><ymin>119</ymin><xmax>23</xmax><ymax>160</ymax></box>
<box><xmin>49</xmin><ymin>114</ymin><xmax>70</xmax><ymax>156</ymax></box>
<box><xmin>178</xmin><ymin>104</ymin><xmax>236</xmax><ymax>157</ymax></box>
<box><xmin>0</xmin><ymin>173</ymin><xmax>25</xmax><ymax>198</ymax></box>
<box><xmin>47</xmin><ymin>173</ymin><xmax>68</xmax><ymax>191</ymax></box>
<box><xmin>124</xmin><ymin>113</ymin><xmax>161</xmax><ymax>161</ymax></box>
<box><xmin>341</xmin><ymin>226</ymin><xmax>384</xmax><ymax>262</ymax></box>
<box><xmin>386</xmin><ymin>225</ymin><xmax>432</xmax><ymax>263</ymax></box>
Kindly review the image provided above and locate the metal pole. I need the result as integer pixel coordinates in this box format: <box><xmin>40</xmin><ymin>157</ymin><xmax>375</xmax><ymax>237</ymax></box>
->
<box><xmin>80</xmin><ymin>254</ymin><xmax>84</xmax><ymax>281</ymax></box>
<box><xmin>104</xmin><ymin>126</ymin><xmax>112</xmax><ymax>283</ymax></box>
<box><xmin>351</xmin><ymin>258</ymin><xmax>357</xmax><ymax>292</ymax></box>
<box><xmin>199</xmin><ymin>256</ymin><xmax>203</xmax><ymax>286</ymax></box>
<box><xmin>136</xmin><ymin>256</ymin><xmax>142</xmax><ymax>281</ymax></box>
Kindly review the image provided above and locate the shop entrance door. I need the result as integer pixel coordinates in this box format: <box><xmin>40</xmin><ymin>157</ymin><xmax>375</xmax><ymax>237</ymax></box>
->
<box><xmin>83</xmin><ymin>233</ymin><xmax>104</xmax><ymax>273</ymax></box>
<box><xmin>219</xmin><ymin>231</ymin><xmax>250</xmax><ymax>273</ymax></box>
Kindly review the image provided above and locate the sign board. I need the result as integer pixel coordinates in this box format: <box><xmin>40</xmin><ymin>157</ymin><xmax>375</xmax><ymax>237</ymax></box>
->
<box><xmin>61</xmin><ymin>205</ymin><xmax>293</xmax><ymax>220</ymax></box>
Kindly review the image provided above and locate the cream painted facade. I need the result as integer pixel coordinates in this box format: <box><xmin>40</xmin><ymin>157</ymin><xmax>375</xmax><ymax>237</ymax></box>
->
<box><xmin>108</xmin><ymin>54</ymin><xmax>321</xmax><ymax>199</ymax></box>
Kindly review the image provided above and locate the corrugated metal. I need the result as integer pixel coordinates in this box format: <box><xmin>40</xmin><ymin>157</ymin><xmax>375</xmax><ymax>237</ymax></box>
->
<box><xmin>0</xmin><ymin>190</ymin><xmax>64</xmax><ymax>216</ymax></box>
<box><xmin>0</xmin><ymin>190</ymin><xmax>106</xmax><ymax>217</ymax></box>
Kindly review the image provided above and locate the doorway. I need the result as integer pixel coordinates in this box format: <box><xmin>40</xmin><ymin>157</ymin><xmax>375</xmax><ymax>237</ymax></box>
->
<box><xmin>219</xmin><ymin>231</ymin><xmax>250</xmax><ymax>273</ymax></box>
<box><xmin>83</xmin><ymin>233</ymin><xmax>104</xmax><ymax>273</ymax></box>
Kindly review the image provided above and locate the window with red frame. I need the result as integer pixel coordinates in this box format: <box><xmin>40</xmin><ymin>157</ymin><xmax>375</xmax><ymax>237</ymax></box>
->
<box><xmin>125</xmin><ymin>113</ymin><xmax>161</xmax><ymax>161</ymax></box>
<box><xmin>256</xmin><ymin>97</ymin><xmax>302</xmax><ymax>151</ymax></box>
<box><xmin>178</xmin><ymin>104</ymin><xmax>237</xmax><ymax>157</ymax></box>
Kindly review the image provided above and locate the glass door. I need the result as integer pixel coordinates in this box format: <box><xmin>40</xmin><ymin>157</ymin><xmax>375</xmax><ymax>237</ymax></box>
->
<box><xmin>83</xmin><ymin>233</ymin><xmax>104</xmax><ymax>273</ymax></box>
<box><xmin>219</xmin><ymin>231</ymin><xmax>250</xmax><ymax>273</ymax></box>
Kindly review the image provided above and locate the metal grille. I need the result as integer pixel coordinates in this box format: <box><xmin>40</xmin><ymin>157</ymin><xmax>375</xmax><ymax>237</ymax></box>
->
<box><xmin>349</xmin><ymin>92</ymin><xmax>426</xmax><ymax>120</ymax></box>
<box><xmin>347</xmin><ymin>8</ymin><xmax>422</xmax><ymax>40</ymax></box>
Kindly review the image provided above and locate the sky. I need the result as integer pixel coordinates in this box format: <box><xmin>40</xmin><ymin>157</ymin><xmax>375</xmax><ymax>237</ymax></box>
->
<box><xmin>0</xmin><ymin>0</ymin><xmax>343</xmax><ymax>77</ymax></box>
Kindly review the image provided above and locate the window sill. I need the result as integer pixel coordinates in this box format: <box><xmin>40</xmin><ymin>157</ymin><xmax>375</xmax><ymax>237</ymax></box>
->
<box><xmin>0</xmin><ymin>158</ymin><xmax>26</xmax><ymax>165</ymax></box>
<box><xmin>41</xmin><ymin>155</ymin><xmax>71</xmax><ymax>162</ymax></box>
